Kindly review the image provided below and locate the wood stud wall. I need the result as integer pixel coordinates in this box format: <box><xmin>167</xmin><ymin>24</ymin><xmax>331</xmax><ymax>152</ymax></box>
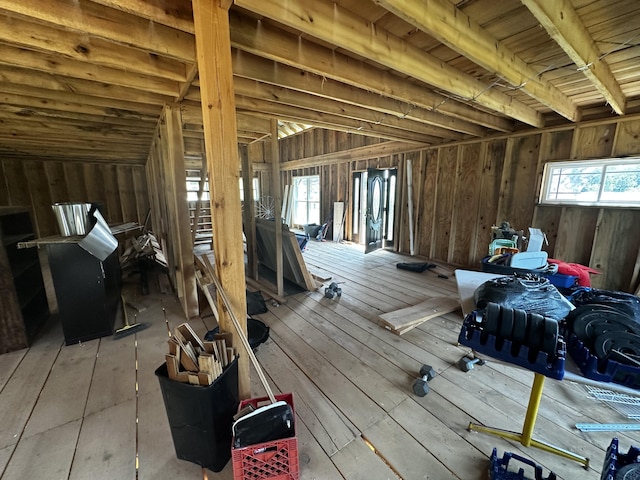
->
<box><xmin>277</xmin><ymin>115</ymin><xmax>640</xmax><ymax>294</ymax></box>
<box><xmin>0</xmin><ymin>158</ymin><xmax>148</xmax><ymax>237</ymax></box>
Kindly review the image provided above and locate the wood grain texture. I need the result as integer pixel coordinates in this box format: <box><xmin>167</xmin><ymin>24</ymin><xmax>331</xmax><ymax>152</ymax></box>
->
<box><xmin>554</xmin><ymin>207</ymin><xmax>600</xmax><ymax>265</ymax></box>
<box><xmin>497</xmin><ymin>134</ymin><xmax>540</xmax><ymax>232</ymax></box>
<box><xmin>613</xmin><ymin>117</ymin><xmax>640</xmax><ymax>156</ymax></box>
<box><xmin>432</xmin><ymin>146</ymin><xmax>458</xmax><ymax>261</ymax></box>
<box><xmin>449</xmin><ymin>143</ymin><xmax>482</xmax><ymax>265</ymax></box>
<box><xmin>590</xmin><ymin>209</ymin><xmax>640</xmax><ymax>291</ymax></box>
<box><xmin>572</xmin><ymin>124</ymin><xmax>616</xmax><ymax>159</ymax></box>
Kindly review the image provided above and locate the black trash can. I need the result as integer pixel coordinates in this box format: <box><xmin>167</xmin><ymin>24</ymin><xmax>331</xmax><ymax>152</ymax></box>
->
<box><xmin>155</xmin><ymin>356</ymin><xmax>239</xmax><ymax>472</ymax></box>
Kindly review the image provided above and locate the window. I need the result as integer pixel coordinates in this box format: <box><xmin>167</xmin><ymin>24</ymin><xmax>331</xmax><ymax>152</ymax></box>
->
<box><xmin>239</xmin><ymin>177</ymin><xmax>260</xmax><ymax>202</ymax></box>
<box><xmin>186</xmin><ymin>170</ymin><xmax>209</xmax><ymax>202</ymax></box>
<box><xmin>540</xmin><ymin>158</ymin><xmax>640</xmax><ymax>207</ymax></box>
<box><xmin>292</xmin><ymin>175</ymin><xmax>320</xmax><ymax>226</ymax></box>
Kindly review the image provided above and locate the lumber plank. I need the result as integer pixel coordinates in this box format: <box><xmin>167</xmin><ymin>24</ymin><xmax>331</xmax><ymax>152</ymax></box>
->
<box><xmin>362</xmin><ymin>414</ymin><xmax>459</xmax><ymax>479</ymax></box>
<box><xmin>330</xmin><ymin>436</ymin><xmax>399</xmax><ymax>480</ymax></box>
<box><xmin>378</xmin><ymin>296</ymin><xmax>461</xmax><ymax>335</ymax></box>
<box><xmin>2</xmin><ymin>419</ymin><xmax>80</xmax><ymax>479</ymax></box>
<box><xmin>0</xmin><ymin>321</ymin><xmax>64</xmax><ymax>450</ymax></box>
<box><xmin>23</xmin><ymin>341</ymin><xmax>98</xmax><ymax>439</ymax></box>
<box><xmin>257</xmin><ymin>337</ymin><xmax>359</xmax><ymax>456</ymax></box>
<box><xmin>69</xmin><ymin>400</ymin><xmax>136</xmax><ymax>480</ymax></box>
<box><xmin>84</xmin><ymin>328</ymin><xmax>136</xmax><ymax>416</ymax></box>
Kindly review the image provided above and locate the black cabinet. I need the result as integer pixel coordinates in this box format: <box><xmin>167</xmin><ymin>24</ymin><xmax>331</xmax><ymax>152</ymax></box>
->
<box><xmin>47</xmin><ymin>243</ymin><xmax>121</xmax><ymax>345</ymax></box>
<box><xmin>0</xmin><ymin>207</ymin><xmax>49</xmax><ymax>353</ymax></box>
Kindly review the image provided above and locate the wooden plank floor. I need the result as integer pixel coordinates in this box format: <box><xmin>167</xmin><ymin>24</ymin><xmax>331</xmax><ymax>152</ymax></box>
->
<box><xmin>1</xmin><ymin>240</ymin><xmax>639</xmax><ymax>479</ymax></box>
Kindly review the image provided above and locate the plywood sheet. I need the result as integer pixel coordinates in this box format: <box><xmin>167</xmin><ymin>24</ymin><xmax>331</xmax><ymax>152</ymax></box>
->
<box><xmin>255</xmin><ymin>218</ymin><xmax>315</xmax><ymax>291</ymax></box>
<box><xmin>378</xmin><ymin>296</ymin><xmax>461</xmax><ymax>335</ymax></box>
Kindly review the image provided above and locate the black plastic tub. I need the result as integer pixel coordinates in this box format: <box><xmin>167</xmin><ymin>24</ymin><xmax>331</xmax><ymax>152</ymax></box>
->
<box><xmin>155</xmin><ymin>356</ymin><xmax>239</xmax><ymax>471</ymax></box>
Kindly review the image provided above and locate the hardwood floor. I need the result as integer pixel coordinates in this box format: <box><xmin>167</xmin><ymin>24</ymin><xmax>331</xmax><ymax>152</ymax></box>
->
<box><xmin>0</xmin><ymin>240</ymin><xmax>638</xmax><ymax>479</ymax></box>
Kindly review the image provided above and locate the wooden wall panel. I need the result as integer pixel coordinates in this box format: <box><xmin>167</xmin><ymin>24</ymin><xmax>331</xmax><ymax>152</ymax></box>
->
<box><xmin>44</xmin><ymin>162</ymin><xmax>69</xmax><ymax>203</ymax></box>
<box><xmin>554</xmin><ymin>207</ymin><xmax>599</xmax><ymax>265</ymax></box>
<box><xmin>100</xmin><ymin>165</ymin><xmax>123</xmax><ymax>224</ymax></box>
<box><xmin>64</xmin><ymin>163</ymin><xmax>88</xmax><ymax>203</ymax></box>
<box><xmin>432</xmin><ymin>147</ymin><xmax>457</xmax><ymax>260</ymax></box>
<box><xmin>449</xmin><ymin>143</ymin><xmax>482</xmax><ymax>265</ymax></box>
<box><xmin>416</xmin><ymin>149</ymin><xmax>438</xmax><ymax>257</ymax></box>
<box><xmin>572</xmin><ymin>124</ymin><xmax>615</xmax><ymax>159</ymax></box>
<box><xmin>590</xmin><ymin>209</ymin><xmax>640</xmax><ymax>291</ymax></box>
<box><xmin>497</xmin><ymin>134</ymin><xmax>540</xmax><ymax>232</ymax></box>
<box><xmin>132</xmin><ymin>166</ymin><xmax>150</xmax><ymax>225</ymax></box>
<box><xmin>116</xmin><ymin>166</ymin><xmax>137</xmax><ymax>223</ymax></box>
<box><xmin>472</xmin><ymin>139</ymin><xmax>505</xmax><ymax>264</ymax></box>
<box><xmin>530</xmin><ymin>130</ymin><xmax>573</xmax><ymax>256</ymax></box>
<box><xmin>0</xmin><ymin>161</ymin><xmax>8</xmax><ymax>205</ymax></box>
<box><xmin>2</xmin><ymin>159</ymin><xmax>31</xmax><ymax>207</ymax></box>
<box><xmin>613</xmin><ymin>118</ymin><xmax>640</xmax><ymax>156</ymax></box>
<box><xmin>24</xmin><ymin>160</ymin><xmax>56</xmax><ymax>237</ymax></box>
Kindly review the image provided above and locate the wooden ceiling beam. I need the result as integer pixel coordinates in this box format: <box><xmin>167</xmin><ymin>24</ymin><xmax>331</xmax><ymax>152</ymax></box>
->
<box><xmin>0</xmin><ymin>0</ymin><xmax>195</xmax><ymax>62</ymax></box>
<box><xmin>0</xmin><ymin>43</ymin><xmax>181</xmax><ymax>97</ymax></box>
<box><xmin>235</xmin><ymin>96</ymin><xmax>439</xmax><ymax>144</ymax></box>
<box><xmin>232</xmin><ymin>77</ymin><xmax>465</xmax><ymax>140</ymax></box>
<box><xmin>0</xmin><ymin>15</ymin><xmax>189</xmax><ymax>82</ymax></box>
<box><xmin>0</xmin><ymin>109</ymin><xmax>155</xmax><ymax>132</ymax></box>
<box><xmin>0</xmin><ymin>135</ymin><xmax>150</xmax><ymax>152</ymax></box>
<box><xmin>229</xmin><ymin>11</ymin><xmax>513</xmax><ymax>133</ymax></box>
<box><xmin>89</xmin><ymin>0</ymin><xmax>195</xmax><ymax>34</ymax></box>
<box><xmin>231</xmin><ymin>50</ymin><xmax>487</xmax><ymax>137</ymax></box>
<box><xmin>279</xmin><ymin>141</ymin><xmax>426</xmax><ymax>171</ymax></box>
<box><xmin>0</xmin><ymin>149</ymin><xmax>146</xmax><ymax>165</ymax></box>
<box><xmin>0</xmin><ymin>92</ymin><xmax>158</xmax><ymax>127</ymax></box>
<box><xmin>234</xmin><ymin>0</ymin><xmax>543</xmax><ymax>127</ymax></box>
<box><xmin>375</xmin><ymin>0</ymin><xmax>579</xmax><ymax>122</ymax></box>
<box><xmin>180</xmin><ymin>104</ymin><xmax>272</xmax><ymax>133</ymax></box>
<box><xmin>522</xmin><ymin>0</ymin><xmax>626</xmax><ymax>115</ymax></box>
<box><xmin>0</xmin><ymin>82</ymin><xmax>164</xmax><ymax>117</ymax></box>
<box><xmin>0</xmin><ymin>66</ymin><xmax>171</xmax><ymax>106</ymax></box>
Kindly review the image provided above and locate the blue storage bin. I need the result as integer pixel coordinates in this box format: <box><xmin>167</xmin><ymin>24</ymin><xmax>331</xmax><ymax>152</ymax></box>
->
<box><xmin>490</xmin><ymin>448</ymin><xmax>557</xmax><ymax>480</ymax></box>
<box><xmin>546</xmin><ymin>273</ymin><xmax>577</xmax><ymax>288</ymax></box>
<box><xmin>458</xmin><ymin>311</ymin><xmax>566</xmax><ymax>380</ymax></box>
<box><xmin>601</xmin><ymin>438</ymin><xmax>640</xmax><ymax>480</ymax></box>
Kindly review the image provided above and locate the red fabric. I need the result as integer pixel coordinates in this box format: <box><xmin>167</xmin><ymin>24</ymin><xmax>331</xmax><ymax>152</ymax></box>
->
<box><xmin>548</xmin><ymin>258</ymin><xmax>600</xmax><ymax>287</ymax></box>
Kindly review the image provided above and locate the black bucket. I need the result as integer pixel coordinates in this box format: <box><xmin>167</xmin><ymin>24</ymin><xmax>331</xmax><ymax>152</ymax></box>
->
<box><xmin>155</xmin><ymin>356</ymin><xmax>239</xmax><ymax>471</ymax></box>
<box><xmin>205</xmin><ymin>318</ymin><xmax>269</xmax><ymax>351</ymax></box>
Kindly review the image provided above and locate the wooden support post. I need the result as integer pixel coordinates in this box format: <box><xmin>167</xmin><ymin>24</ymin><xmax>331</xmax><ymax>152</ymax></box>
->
<box><xmin>192</xmin><ymin>0</ymin><xmax>249</xmax><ymax>398</ymax></box>
<box><xmin>271</xmin><ymin>119</ymin><xmax>284</xmax><ymax>297</ymax></box>
<box><xmin>240</xmin><ymin>144</ymin><xmax>257</xmax><ymax>280</ymax></box>
<box><xmin>163</xmin><ymin>105</ymin><xmax>198</xmax><ymax>319</ymax></box>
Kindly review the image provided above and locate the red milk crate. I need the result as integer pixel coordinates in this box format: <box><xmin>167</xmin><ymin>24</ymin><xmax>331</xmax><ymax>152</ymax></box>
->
<box><xmin>232</xmin><ymin>393</ymin><xmax>299</xmax><ymax>480</ymax></box>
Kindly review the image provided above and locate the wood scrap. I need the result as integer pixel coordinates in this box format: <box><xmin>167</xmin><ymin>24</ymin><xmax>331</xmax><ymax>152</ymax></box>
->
<box><xmin>378</xmin><ymin>297</ymin><xmax>461</xmax><ymax>336</ymax></box>
<box><xmin>163</xmin><ymin>320</ymin><xmax>237</xmax><ymax>386</ymax></box>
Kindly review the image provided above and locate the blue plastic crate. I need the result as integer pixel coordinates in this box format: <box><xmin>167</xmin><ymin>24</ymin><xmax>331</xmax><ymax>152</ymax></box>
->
<box><xmin>546</xmin><ymin>273</ymin><xmax>577</xmax><ymax>288</ymax></box>
<box><xmin>565</xmin><ymin>333</ymin><xmax>640</xmax><ymax>389</ymax></box>
<box><xmin>489</xmin><ymin>449</ymin><xmax>557</xmax><ymax>480</ymax></box>
<box><xmin>458</xmin><ymin>311</ymin><xmax>566</xmax><ymax>380</ymax></box>
<box><xmin>601</xmin><ymin>438</ymin><xmax>640</xmax><ymax>480</ymax></box>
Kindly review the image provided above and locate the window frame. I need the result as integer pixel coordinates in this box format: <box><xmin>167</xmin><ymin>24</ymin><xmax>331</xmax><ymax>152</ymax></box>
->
<box><xmin>291</xmin><ymin>174</ymin><xmax>320</xmax><ymax>227</ymax></box>
<box><xmin>539</xmin><ymin>157</ymin><xmax>640</xmax><ymax>207</ymax></box>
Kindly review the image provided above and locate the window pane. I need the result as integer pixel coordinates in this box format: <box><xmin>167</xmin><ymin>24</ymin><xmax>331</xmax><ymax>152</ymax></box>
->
<box><xmin>547</xmin><ymin>166</ymin><xmax>601</xmax><ymax>202</ymax></box>
<box><xmin>542</xmin><ymin>158</ymin><xmax>640</xmax><ymax>206</ymax></box>
<box><xmin>602</xmin><ymin>165</ymin><xmax>640</xmax><ymax>202</ymax></box>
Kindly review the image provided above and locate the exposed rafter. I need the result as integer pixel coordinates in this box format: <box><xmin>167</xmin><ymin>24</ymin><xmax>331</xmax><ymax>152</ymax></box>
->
<box><xmin>234</xmin><ymin>0</ymin><xmax>544</xmax><ymax>127</ymax></box>
<box><xmin>229</xmin><ymin>11</ymin><xmax>514</xmax><ymax>133</ymax></box>
<box><xmin>522</xmin><ymin>0</ymin><xmax>626</xmax><ymax>115</ymax></box>
<box><xmin>231</xmin><ymin>50</ymin><xmax>488</xmax><ymax>137</ymax></box>
<box><xmin>375</xmin><ymin>0</ymin><xmax>579</xmax><ymax>122</ymax></box>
